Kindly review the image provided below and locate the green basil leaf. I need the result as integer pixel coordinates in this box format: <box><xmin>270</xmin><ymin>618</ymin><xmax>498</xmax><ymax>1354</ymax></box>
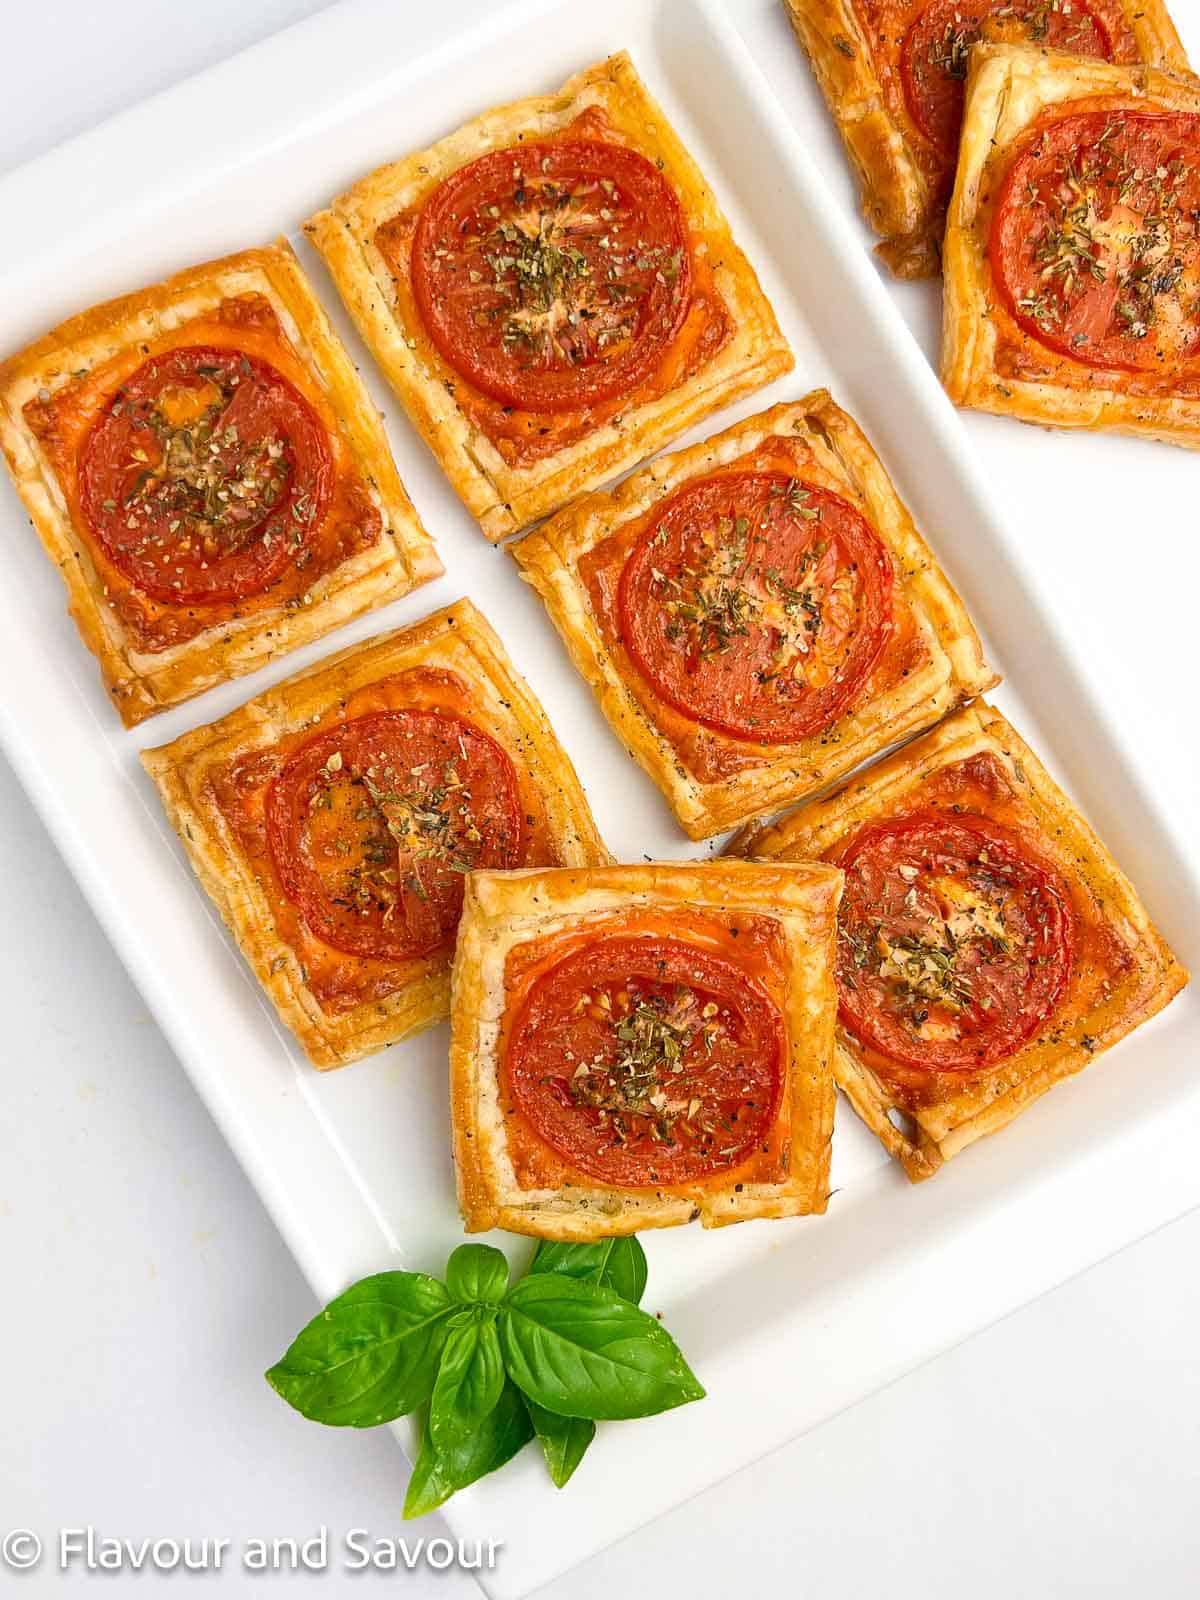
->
<box><xmin>429</xmin><ymin>1313</ymin><xmax>505</xmax><ymax>1453</ymax></box>
<box><xmin>402</xmin><ymin>1425</ymin><xmax>447</xmax><ymax>1522</ymax></box>
<box><xmin>525</xmin><ymin>1398</ymin><xmax>595</xmax><ymax>1488</ymax></box>
<box><xmin>529</xmin><ymin>1237</ymin><xmax>648</xmax><ymax>1305</ymax></box>
<box><xmin>403</xmin><ymin>1380</ymin><xmax>534</xmax><ymax>1520</ymax></box>
<box><xmin>266</xmin><ymin>1272</ymin><xmax>453</xmax><ymax>1427</ymax></box>
<box><xmin>445</xmin><ymin>1243</ymin><xmax>510</xmax><ymax>1305</ymax></box>
<box><xmin>498</xmin><ymin>1276</ymin><xmax>704</xmax><ymax>1421</ymax></box>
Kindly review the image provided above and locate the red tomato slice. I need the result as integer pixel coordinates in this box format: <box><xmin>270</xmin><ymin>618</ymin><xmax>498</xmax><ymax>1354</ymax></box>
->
<box><xmin>79</xmin><ymin>346</ymin><xmax>332</xmax><ymax>605</ymax></box>
<box><xmin>506</xmin><ymin>937</ymin><xmax>785</xmax><ymax>1186</ymax></box>
<box><xmin>991</xmin><ymin>110</ymin><xmax>1200</xmax><ymax>370</ymax></box>
<box><xmin>902</xmin><ymin>0</ymin><xmax>1113</xmax><ymax>160</ymax></box>
<box><xmin>411</xmin><ymin>138</ymin><xmax>690</xmax><ymax>413</ymax></box>
<box><xmin>266</xmin><ymin>710</ymin><xmax>523</xmax><ymax>963</ymax></box>
<box><xmin>618</xmin><ymin>471</ymin><xmax>892</xmax><ymax>744</ymax></box>
<box><xmin>834</xmin><ymin>812</ymin><xmax>1073</xmax><ymax>1073</ymax></box>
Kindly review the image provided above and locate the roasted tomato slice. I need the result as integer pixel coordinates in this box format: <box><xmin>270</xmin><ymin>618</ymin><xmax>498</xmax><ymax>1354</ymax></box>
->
<box><xmin>990</xmin><ymin>109</ymin><xmax>1200</xmax><ymax>371</ymax></box>
<box><xmin>834</xmin><ymin>811</ymin><xmax>1073</xmax><ymax>1073</ymax></box>
<box><xmin>505</xmin><ymin>936</ymin><xmax>785</xmax><ymax>1186</ymax></box>
<box><xmin>266</xmin><ymin>709</ymin><xmax>523</xmax><ymax>962</ymax></box>
<box><xmin>411</xmin><ymin>138</ymin><xmax>691</xmax><ymax>412</ymax></box>
<box><xmin>618</xmin><ymin>471</ymin><xmax>892</xmax><ymax>743</ymax></box>
<box><xmin>79</xmin><ymin>345</ymin><xmax>332</xmax><ymax>605</ymax></box>
<box><xmin>902</xmin><ymin>0</ymin><xmax>1114</xmax><ymax>162</ymax></box>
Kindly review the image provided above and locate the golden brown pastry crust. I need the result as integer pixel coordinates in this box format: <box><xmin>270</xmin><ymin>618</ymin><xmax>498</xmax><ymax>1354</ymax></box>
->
<box><xmin>305</xmin><ymin>51</ymin><xmax>793</xmax><ymax>541</ymax></box>
<box><xmin>733</xmin><ymin>701</ymin><xmax>1188</xmax><ymax>1179</ymax></box>
<box><xmin>943</xmin><ymin>44</ymin><xmax>1200</xmax><ymax>443</ymax></box>
<box><xmin>141</xmin><ymin>600</ymin><xmax>609</xmax><ymax>1070</ymax></box>
<box><xmin>450</xmin><ymin>861</ymin><xmax>842</xmax><ymax>1238</ymax></box>
<box><xmin>784</xmin><ymin>0</ymin><xmax>1190</xmax><ymax>279</ymax></box>
<box><xmin>513</xmin><ymin>393</ymin><xmax>997</xmax><ymax>840</ymax></box>
<box><xmin>0</xmin><ymin>243</ymin><xmax>442</xmax><ymax>726</ymax></box>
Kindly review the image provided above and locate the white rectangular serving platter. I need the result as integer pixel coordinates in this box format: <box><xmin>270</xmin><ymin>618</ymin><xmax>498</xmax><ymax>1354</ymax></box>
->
<box><xmin>1</xmin><ymin>0</ymin><xmax>1198</xmax><ymax>1595</ymax></box>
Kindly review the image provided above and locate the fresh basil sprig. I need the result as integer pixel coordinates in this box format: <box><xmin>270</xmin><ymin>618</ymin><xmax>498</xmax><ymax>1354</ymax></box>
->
<box><xmin>266</xmin><ymin>1235</ymin><xmax>702</xmax><ymax>1515</ymax></box>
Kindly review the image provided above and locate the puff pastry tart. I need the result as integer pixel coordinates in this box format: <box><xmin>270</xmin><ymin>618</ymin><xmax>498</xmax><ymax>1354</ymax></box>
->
<box><xmin>0</xmin><ymin>244</ymin><xmax>441</xmax><ymax>726</ymax></box>
<box><xmin>943</xmin><ymin>44</ymin><xmax>1200</xmax><ymax>443</ymax></box>
<box><xmin>733</xmin><ymin>702</ymin><xmax>1187</xmax><ymax>1180</ymax></box>
<box><xmin>784</xmin><ymin>0</ymin><xmax>1189</xmax><ymax>277</ymax></box>
<box><xmin>141</xmin><ymin>600</ymin><xmax>608</xmax><ymax>1069</ymax></box>
<box><xmin>450</xmin><ymin>861</ymin><xmax>842</xmax><ymax>1238</ymax></box>
<box><xmin>514</xmin><ymin>393</ymin><xmax>996</xmax><ymax>840</ymax></box>
<box><xmin>305</xmin><ymin>52</ymin><xmax>793</xmax><ymax>541</ymax></box>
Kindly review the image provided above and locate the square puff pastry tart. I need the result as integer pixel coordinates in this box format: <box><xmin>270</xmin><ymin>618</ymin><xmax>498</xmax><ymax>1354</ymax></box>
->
<box><xmin>783</xmin><ymin>0</ymin><xmax>1188</xmax><ymax>278</ymax></box>
<box><xmin>141</xmin><ymin>599</ymin><xmax>609</xmax><ymax>1069</ymax></box>
<box><xmin>513</xmin><ymin>392</ymin><xmax>997</xmax><ymax>840</ymax></box>
<box><xmin>943</xmin><ymin>44</ymin><xmax>1200</xmax><ymax>445</ymax></box>
<box><xmin>305</xmin><ymin>52</ymin><xmax>793</xmax><ymax>541</ymax></box>
<box><xmin>733</xmin><ymin>702</ymin><xmax>1187</xmax><ymax>1181</ymax></box>
<box><xmin>450</xmin><ymin>860</ymin><xmax>842</xmax><ymax>1239</ymax></box>
<box><xmin>0</xmin><ymin>243</ymin><xmax>441</xmax><ymax>726</ymax></box>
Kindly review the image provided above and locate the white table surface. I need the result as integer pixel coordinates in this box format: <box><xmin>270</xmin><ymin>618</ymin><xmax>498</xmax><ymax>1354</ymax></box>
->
<box><xmin>2</xmin><ymin>2</ymin><xmax>1199</xmax><ymax>1595</ymax></box>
